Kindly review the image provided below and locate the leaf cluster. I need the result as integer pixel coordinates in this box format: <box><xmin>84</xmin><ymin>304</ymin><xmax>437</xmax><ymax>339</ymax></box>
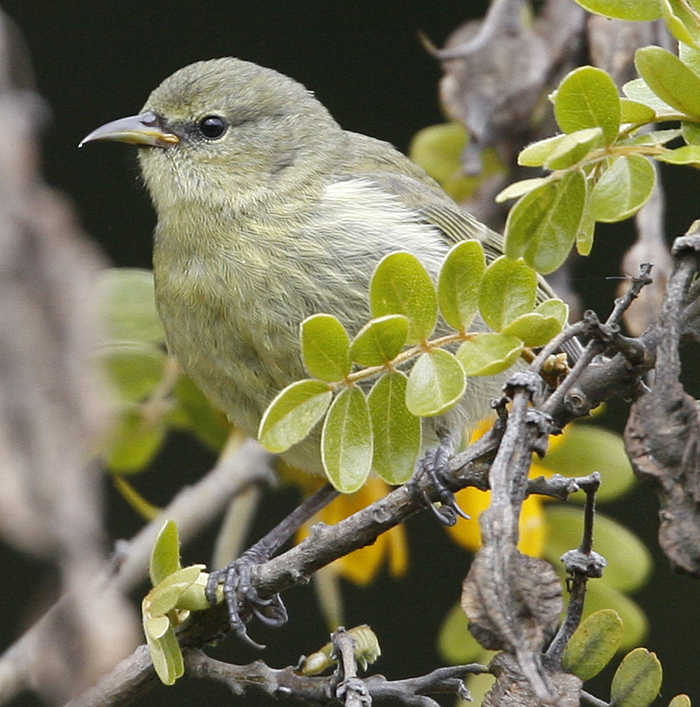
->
<box><xmin>259</xmin><ymin>243</ymin><xmax>568</xmax><ymax>493</ymax></box>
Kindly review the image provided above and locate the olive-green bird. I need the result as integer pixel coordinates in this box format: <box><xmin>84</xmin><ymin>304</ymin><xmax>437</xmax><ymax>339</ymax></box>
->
<box><xmin>82</xmin><ymin>57</ymin><xmax>562</xmax><ymax>639</ymax></box>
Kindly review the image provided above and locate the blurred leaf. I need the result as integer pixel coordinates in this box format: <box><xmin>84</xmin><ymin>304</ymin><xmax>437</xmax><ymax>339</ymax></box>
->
<box><xmin>322</xmin><ymin>386</ymin><xmax>373</xmax><ymax>493</ymax></box>
<box><xmin>98</xmin><ymin>342</ymin><xmax>167</xmax><ymax>403</ymax></box>
<box><xmin>656</xmin><ymin>145</ymin><xmax>700</xmax><ymax>165</ymax></box>
<box><xmin>505</xmin><ymin>171</ymin><xmax>586</xmax><ymax>274</ymax></box>
<box><xmin>405</xmin><ymin>349</ymin><xmax>466</xmax><ymax>417</ymax></box>
<box><xmin>97</xmin><ymin>268</ymin><xmax>164</xmax><ymax>344</ymax></box>
<box><xmin>635</xmin><ymin>46</ymin><xmax>700</xmax><ymax>120</ymax></box>
<box><xmin>590</xmin><ymin>155</ymin><xmax>656</xmax><ymax>223</ymax></box>
<box><xmin>572</xmin><ymin>0</ymin><xmax>661</xmax><ymax>21</ymax></box>
<box><xmin>668</xmin><ymin>695</ymin><xmax>692</xmax><ymax>707</ymax></box>
<box><xmin>456</xmin><ymin>333</ymin><xmax>523</xmax><ymax>376</ymax></box>
<box><xmin>623</xmin><ymin>78</ymin><xmax>679</xmax><ymax>117</ymax></box>
<box><xmin>610</xmin><ymin>648</ymin><xmax>663</xmax><ymax>707</ymax></box>
<box><xmin>438</xmin><ymin>602</ymin><xmax>486</xmax><ymax>664</ymax></box>
<box><xmin>661</xmin><ymin>0</ymin><xmax>700</xmax><ymax>49</ymax></box>
<box><xmin>148</xmin><ymin>566</ymin><xmax>202</xmax><ymax>617</ymax></box>
<box><xmin>682</xmin><ymin>121</ymin><xmax>700</xmax><ymax>145</ymax></box>
<box><xmin>562</xmin><ymin>609</ymin><xmax>623</xmax><ymax>680</ymax></box>
<box><xmin>496</xmin><ymin>177</ymin><xmax>551</xmax><ymax>203</ymax></box>
<box><xmin>368</xmin><ymin>372</ymin><xmax>421</xmax><ymax>485</ymax></box>
<box><xmin>543</xmin><ymin>425</ymin><xmax>636</xmax><ymax>501</ymax></box>
<box><xmin>173</xmin><ymin>375</ymin><xmax>230</xmax><ymax>451</ymax></box>
<box><xmin>259</xmin><ymin>379</ymin><xmax>332</xmax><ymax>453</ymax></box>
<box><xmin>583</xmin><ymin>581</ymin><xmax>648</xmax><ymax>650</ymax></box>
<box><xmin>106</xmin><ymin>409</ymin><xmax>166</xmax><ymax>473</ymax></box>
<box><xmin>350</xmin><ymin>315</ymin><xmax>409</xmax><ymax>367</ymax></box>
<box><xmin>370</xmin><ymin>252</ymin><xmax>438</xmax><ymax>344</ymax></box>
<box><xmin>438</xmin><ymin>240</ymin><xmax>486</xmax><ymax>332</ymax></box>
<box><xmin>544</xmin><ymin>506</ymin><xmax>652</xmax><ymax>592</ymax></box>
<box><xmin>479</xmin><ymin>256</ymin><xmax>538</xmax><ymax>331</ymax></box>
<box><xmin>150</xmin><ymin>520</ymin><xmax>181</xmax><ymax>586</ymax></box>
<box><xmin>301</xmin><ymin>314</ymin><xmax>351</xmax><ymax>382</ymax></box>
<box><xmin>546</xmin><ymin>128</ymin><xmax>605</xmax><ymax>170</ymax></box>
<box><xmin>620</xmin><ymin>98</ymin><xmax>657</xmax><ymax>123</ymax></box>
<box><xmin>554</xmin><ymin>66</ymin><xmax>621</xmax><ymax>144</ymax></box>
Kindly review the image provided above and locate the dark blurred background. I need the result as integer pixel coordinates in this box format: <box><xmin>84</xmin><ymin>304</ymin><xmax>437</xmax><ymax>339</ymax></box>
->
<box><xmin>2</xmin><ymin>1</ymin><xmax>700</xmax><ymax>705</ymax></box>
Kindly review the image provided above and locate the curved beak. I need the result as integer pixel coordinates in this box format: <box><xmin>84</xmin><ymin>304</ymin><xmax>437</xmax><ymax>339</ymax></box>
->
<box><xmin>79</xmin><ymin>111</ymin><xmax>179</xmax><ymax>148</ymax></box>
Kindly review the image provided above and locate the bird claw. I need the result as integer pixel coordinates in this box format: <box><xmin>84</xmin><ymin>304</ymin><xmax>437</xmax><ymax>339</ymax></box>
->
<box><xmin>205</xmin><ymin>548</ymin><xmax>288</xmax><ymax>649</ymax></box>
<box><xmin>412</xmin><ymin>440</ymin><xmax>470</xmax><ymax>527</ymax></box>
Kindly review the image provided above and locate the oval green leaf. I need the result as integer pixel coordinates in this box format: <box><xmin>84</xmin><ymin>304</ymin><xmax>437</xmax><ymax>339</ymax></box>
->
<box><xmin>150</xmin><ymin>520</ymin><xmax>181</xmax><ymax>586</ymax></box>
<box><xmin>503</xmin><ymin>312</ymin><xmax>564</xmax><ymax>347</ymax></box>
<box><xmin>562</xmin><ymin>609</ymin><xmax>623</xmax><ymax>681</ymax></box>
<box><xmin>623</xmin><ymin>78</ymin><xmax>678</xmax><ymax>117</ymax></box>
<box><xmin>405</xmin><ymin>349</ymin><xmax>466</xmax><ymax>417</ymax></box>
<box><xmin>370</xmin><ymin>252</ymin><xmax>438</xmax><ymax>344</ymax></box>
<box><xmin>682</xmin><ymin>121</ymin><xmax>700</xmax><ymax>145</ymax></box>
<box><xmin>350</xmin><ymin>315</ymin><xmax>409</xmax><ymax>367</ymax></box>
<box><xmin>534</xmin><ymin>298</ymin><xmax>569</xmax><ymax>326</ymax></box>
<box><xmin>479</xmin><ymin>256</ymin><xmax>538</xmax><ymax>331</ymax></box>
<box><xmin>496</xmin><ymin>176</ymin><xmax>552</xmax><ymax>203</ymax></box>
<box><xmin>98</xmin><ymin>342</ymin><xmax>167</xmax><ymax>404</ymax></box>
<box><xmin>620</xmin><ymin>98</ymin><xmax>657</xmax><ymax>123</ymax></box>
<box><xmin>554</xmin><ymin>66</ymin><xmax>621</xmax><ymax>144</ymax></box>
<box><xmin>505</xmin><ymin>171</ymin><xmax>586</xmax><ymax>274</ymax></box>
<box><xmin>173</xmin><ymin>375</ymin><xmax>230</xmax><ymax>451</ymax></box>
<box><xmin>148</xmin><ymin>566</ymin><xmax>203</xmax><ymax>617</ymax></box>
<box><xmin>662</xmin><ymin>0</ymin><xmax>700</xmax><ymax>50</ymax></box>
<box><xmin>106</xmin><ymin>410</ymin><xmax>166</xmax><ymax>473</ymax></box>
<box><xmin>301</xmin><ymin>313</ymin><xmax>351</xmax><ymax>382</ymax></box>
<box><xmin>456</xmin><ymin>333</ymin><xmax>523</xmax><ymax>376</ymax></box>
<box><xmin>321</xmin><ymin>386</ymin><xmax>373</xmax><ymax>493</ymax></box>
<box><xmin>573</xmin><ymin>0</ymin><xmax>661</xmax><ymax>21</ymax></box>
<box><xmin>518</xmin><ymin>134</ymin><xmax>571</xmax><ymax>167</ymax></box>
<box><xmin>145</xmin><ymin>620</ymin><xmax>183</xmax><ymax>686</ymax></box>
<box><xmin>611</xmin><ymin>648</ymin><xmax>663</xmax><ymax>707</ymax></box>
<box><xmin>368</xmin><ymin>372</ymin><xmax>421</xmax><ymax>484</ymax></box>
<box><xmin>590</xmin><ymin>155</ymin><xmax>656</xmax><ymax>223</ymax></box>
<box><xmin>438</xmin><ymin>240</ymin><xmax>486</xmax><ymax>331</ymax></box>
<box><xmin>636</xmin><ymin>46</ymin><xmax>700</xmax><ymax>120</ymax></box>
<box><xmin>656</xmin><ymin>145</ymin><xmax>700</xmax><ymax>166</ymax></box>
<box><xmin>668</xmin><ymin>695</ymin><xmax>692</xmax><ymax>707</ymax></box>
<box><xmin>258</xmin><ymin>379</ymin><xmax>332</xmax><ymax>453</ymax></box>
<box><xmin>545</xmin><ymin>127</ymin><xmax>605</xmax><ymax>170</ymax></box>
<box><xmin>97</xmin><ymin>268</ymin><xmax>165</xmax><ymax>344</ymax></box>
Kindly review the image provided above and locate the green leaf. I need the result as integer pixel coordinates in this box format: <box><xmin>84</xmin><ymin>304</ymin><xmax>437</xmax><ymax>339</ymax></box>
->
<box><xmin>610</xmin><ymin>648</ymin><xmax>663</xmax><ymax>707</ymax></box>
<box><xmin>623</xmin><ymin>78</ymin><xmax>679</xmax><ymax>117</ymax></box>
<box><xmin>682</xmin><ymin>121</ymin><xmax>700</xmax><ymax>145</ymax></box>
<box><xmin>544</xmin><ymin>506</ymin><xmax>652</xmax><ymax>592</ymax></box>
<box><xmin>409</xmin><ymin>122</ymin><xmax>468</xmax><ymax>183</ymax></box>
<box><xmin>173</xmin><ymin>376</ymin><xmax>230</xmax><ymax>451</ymax></box>
<box><xmin>661</xmin><ymin>0</ymin><xmax>700</xmax><ymax>49</ymax></box>
<box><xmin>668</xmin><ymin>695</ymin><xmax>692</xmax><ymax>707</ymax></box>
<box><xmin>438</xmin><ymin>240</ymin><xmax>486</xmax><ymax>331</ymax></box>
<box><xmin>619</xmin><ymin>98</ymin><xmax>657</xmax><ymax>123</ymax></box>
<box><xmin>456</xmin><ymin>333</ymin><xmax>523</xmax><ymax>376</ymax></box>
<box><xmin>175</xmin><ymin>571</ymin><xmax>213</xmax><ymax>611</ymax></box>
<box><xmin>572</xmin><ymin>0</ymin><xmax>661</xmax><ymax>21</ymax></box>
<box><xmin>503</xmin><ymin>312</ymin><xmax>564</xmax><ymax>347</ymax></box>
<box><xmin>680</xmin><ymin>41</ymin><xmax>700</xmax><ymax>75</ymax></box>
<box><xmin>368</xmin><ymin>372</ymin><xmax>421</xmax><ymax>485</ymax></box>
<box><xmin>97</xmin><ymin>268</ymin><xmax>164</xmax><ymax>344</ymax></box>
<box><xmin>321</xmin><ymin>386</ymin><xmax>373</xmax><ymax>493</ymax></box>
<box><xmin>370</xmin><ymin>252</ymin><xmax>438</xmax><ymax>344</ymax></box>
<box><xmin>496</xmin><ymin>177</ymin><xmax>552</xmax><ymax>203</ymax></box>
<box><xmin>545</xmin><ymin>128</ymin><xmax>605</xmax><ymax>170</ymax></box>
<box><xmin>553</xmin><ymin>66</ymin><xmax>621</xmax><ymax>144</ymax></box>
<box><xmin>589</xmin><ymin>155</ymin><xmax>656</xmax><ymax>223</ymax></box>
<box><xmin>438</xmin><ymin>602</ymin><xmax>486</xmax><ymax>664</ymax></box>
<box><xmin>505</xmin><ymin>171</ymin><xmax>586</xmax><ymax>274</ymax></box>
<box><xmin>534</xmin><ymin>298</ymin><xmax>569</xmax><ymax>326</ymax></box>
<box><xmin>635</xmin><ymin>46</ymin><xmax>700</xmax><ymax>120</ymax></box>
<box><xmin>582</xmin><ymin>582</ymin><xmax>648</xmax><ymax>650</ymax></box>
<box><xmin>301</xmin><ymin>314</ymin><xmax>351</xmax><ymax>382</ymax></box>
<box><xmin>562</xmin><ymin>609</ymin><xmax>623</xmax><ymax>681</ymax></box>
<box><xmin>479</xmin><ymin>256</ymin><xmax>538</xmax><ymax>331</ymax></box>
<box><xmin>518</xmin><ymin>134</ymin><xmax>571</xmax><ymax>167</ymax></box>
<box><xmin>144</xmin><ymin>618</ymin><xmax>184</xmax><ymax>686</ymax></box>
<box><xmin>622</xmin><ymin>128</ymin><xmax>682</xmax><ymax>146</ymax></box>
<box><xmin>150</xmin><ymin>520</ymin><xmax>181</xmax><ymax>586</ymax></box>
<box><xmin>258</xmin><ymin>379</ymin><xmax>332</xmax><ymax>453</ymax></box>
<box><xmin>350</xmin><ymin>315</ymin><xmax>409</xmax><ymax>367</ymax></box>
<box><xmin>148</xmin><ymin>566</ymin><xmax>203</xmax><ymax>617</ymax></box>
<box><xmin>656</xmin><ymin>145</ymin><xmax>700</xmax><ymax>165</ymax></box>
<box><xmin>98</xmin><ymin>342</ymin><xmax>167</xmax><ymax>404</ymax></box>
<box><xmin>405</xmin><ymin>349</ymin><xmax>466</xmax><ymax>417</ymax></box>
<box><xmin>576</xmin><ymin>208</ymin><xmax>596</xmax><ymax>257</ymax></box>
<box><xmin>105</xmin><ymin>409</ymin><xmax>166</xmax><ymax>473</ymax></box>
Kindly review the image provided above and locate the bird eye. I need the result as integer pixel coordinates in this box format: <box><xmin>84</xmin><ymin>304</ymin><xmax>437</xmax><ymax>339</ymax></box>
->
<box><xmin>198</xmin><ymin>115</ymin><xmax>228</xmax><ymax>139</ymax></box>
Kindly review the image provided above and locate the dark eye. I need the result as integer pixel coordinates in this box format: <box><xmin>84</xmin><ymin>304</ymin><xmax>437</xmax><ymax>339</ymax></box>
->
<box><xmin>198</xmin><ymin>115</ymin><xmax>227</xmax><ymax>139</ymax></box>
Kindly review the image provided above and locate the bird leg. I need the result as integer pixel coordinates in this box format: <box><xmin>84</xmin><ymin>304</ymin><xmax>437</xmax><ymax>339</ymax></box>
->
<box><xmin>206</xmin><ymin>482</ymin><xmax>340</xmax><ymax>647</ymax></box>
<box><xmin>411</xmin><ymin>434</ymin><xmax>470</xmax><ymax>526</ymax></box>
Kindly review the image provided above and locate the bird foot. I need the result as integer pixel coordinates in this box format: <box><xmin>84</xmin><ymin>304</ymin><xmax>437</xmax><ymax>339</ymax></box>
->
<box><xmin>205</xmin><ymin>547</ymin><xmax>288</xmax><ymax>649</ymax></box>
<box><xmin>411</xmin><ymin>438</ymin><xmax>470</xmax><ymax>526</ymax></box>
